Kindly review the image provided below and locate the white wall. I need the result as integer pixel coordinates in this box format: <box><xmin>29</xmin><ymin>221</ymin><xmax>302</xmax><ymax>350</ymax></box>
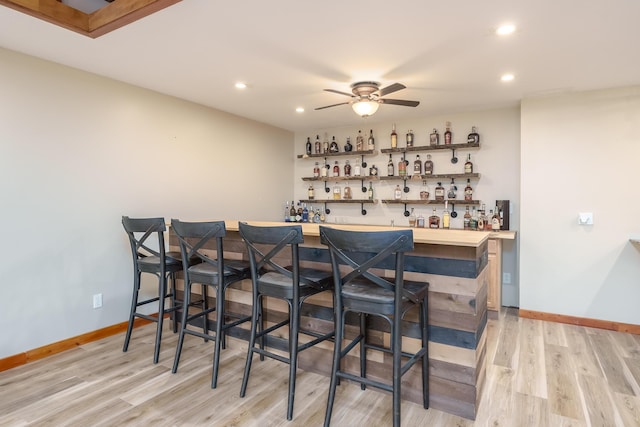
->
<box><xmin>0</xmin><ymin>48</ymin><xmax>293</xmax><ymax>358</ymax></box>
<box><xmin>294</xmin><ymin>107</ymin><xmax>521</xmax><ymax>305</ymax></box>
<box><xmin>520</xmin><ymin>86</ymin><xmax>640</xmax><ymax>324</ymax></box>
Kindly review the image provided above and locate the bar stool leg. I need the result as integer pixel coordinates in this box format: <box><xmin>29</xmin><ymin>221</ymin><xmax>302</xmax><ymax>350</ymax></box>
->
<box><xmin>421</xmin><ymin>297</ymin><xmax>429</xmax><ymax>408</ymax></box>
<box><xmin>323</xmin><ymin>301</ymin><xmax>343</xmax><ymax>427</ymax></box>
<box><xmin>211</xmin><ymin>284</ymin><xmax>224</xmax><ymax>389</ymax></box>
<box><xmin>172</xmin><ymin>280</ymin><xmax>191</xmax><ymax>373</ymax></box>
<box><xmin>123</xmin><ymin>271</ymin><xmax>141</xmax><ymax>353</ymax></box>
<box><xmin>287</xmin><ymin>299</ymin><xmax>299</xmax><ymax>421</ymax></box>
<box><xmin>240</xmin><ymin>293</ymin><xmax>261</xmax><ymax>398</ymax></box>
<box><xmin>154</xmin><ymin>275</ymin><xmax>166</xmax><ymax>364</ymax></box>
<box><xmin>360</xmin><ymin>313</ymin><xmax>367</xmax><ymax>390</ymax></box>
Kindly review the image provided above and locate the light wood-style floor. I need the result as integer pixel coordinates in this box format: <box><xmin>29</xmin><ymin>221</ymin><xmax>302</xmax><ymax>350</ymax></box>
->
<box><xmin>2</xmin><ymin>309</ymin><xmax>640</xmax><ymax>426</ymax></box>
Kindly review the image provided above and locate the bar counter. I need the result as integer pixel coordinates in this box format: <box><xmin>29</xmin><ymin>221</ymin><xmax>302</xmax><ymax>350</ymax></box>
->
<box><xmin>170</xmin><ymin>221</ymin><xmax>491</xmax><ymax>420</ymax></box>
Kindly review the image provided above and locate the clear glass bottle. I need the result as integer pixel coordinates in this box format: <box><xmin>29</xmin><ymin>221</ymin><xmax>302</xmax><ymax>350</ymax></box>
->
<box><xmin>444</xmin><ymin>121</ymin><xmax>452</xmax><ymax>145</ymax></box>
<box><xmin>470</xmin><ymin>206</ymin><xmax>478</xmax><ymax>230</ymax></box>
<box><xmin>429</xmin><ymin>208</ymin><xmax>440</xmax><ymax>229</ymax></box>
<box><xmin>492</xmin><ymin>205</ymin><xmax>501</xmax><ymax>231</ymax></box>
<box><xmin>305</xmin><ymin>137</ymin><xmax>312</xmax><ymax>155</ymax></box>
<box><xmin>343</xmin><ymin>183</ymin><xmax>352</xmax><ymax>200</ymax></box>
<box><xmin>367</xmin><ymin>129</ymin><xmax>375</xmax><ymax>150</ymax></box>
<box><xmin>387</xmin><ymin>154</ymin><xmax>394</xmax><ymax>176</ymax></box>
<box><xmin>353</xmin><ymin>158</ymin><xmax>361</xmax><ymax>176</ymax></box>
<box><xmin>420</xmin><ymin>180</ymin><xmax>430</xmax><ymax>200</ymax></box>
<box><xmin>313</xmin><ymin>162</ymin><xmax>320</xmax><ymax>178</ymax></box>
<box><xmin>367</xmin><ymin>182</ymin><xmax>374</xmax><ymax>200</ymax></box>
<box><xmin>417</xmin><ymin>211</ymin><xmax>426</xmax><ymax>228</ymax></box>
<box><xmin>356</xmin><ymin>130</ymin><xmax>364</xmax><ymax>151</ymax></box>
<box><xmin>333</xmin><ymin>160</ymin><xmax>340</xmax><ymax>177</ymax></box>
<box><xmin>413</xmin><ymin>154</ymin><xmax>422</xmax><ymax>176</ymax></box>
<box><xmin>443</xmin><ymin>202</ymin><xmax>450</xmax><ymax>229</ymax></box>
<box><xmin>308</xmin><ymin>184</ymin><xmax>315</xmax><ymax>200</ymax></box>
<box><xmin>406</xmin><ymin>129</ymin><xmax>414</xmax><ymax>147</ymax></box>
<box><xmin>323</xmin><ymin>133</ymin><xmax>329</xmax><ymax>153</ymax></box>
<box><xmin>391</xmin><ymin>123</ymin><xmax>397</xmax><ymax>148</ymax></box>
<box><xmin>314</xmin><ymin>134</ymin><xmax>321</xmax><ymax>154</ymax></box>
<box><xmin>424</xmin><ymin>154</ymin><xmax>434</xmax><ymax>175</ymax></box>
<box><xmin>333</xmin><ymin>183</ymin><xmax>341</xmax><ymax>200</ymax></box>
<box><xmin>464</xmin><ymin>179</ymin><xmax>473</xmax><ymax>201</ymax></box>
<box><xmin>344</xmin><ymin>160</ymin><xmax>351</xmax><ymax>177</ymax></box>
<box><xmin>408</xmin><ymin>208</ymin><xmax>416</xmax><ymax>227</ymax></box>
<box><xmin>284</xmin><ymin>201</ymin><xmax>290</xmax><ymax>222</ymax></box>
<box><xmin>485</xmin><ymin>209</ymin><xmax>493</xmax><ymax>231</ymax></box>
<box><xmin>430</xmin><ymin>128</ymin><xmax>439</xmax><ymax>146</ymax></box>
<box><xmin>398</xmin><ymin>156</ymin><xmax>407</xmax><ymax>177</ymax></box>
<box><xmin>447</xmin><ymin>178</ymin><xmax>457</xmax><ymax>199</ymax></box>
<box><xmin>319</xmin><ymin>208</ymin><xmax>326</xmax><ymax>223</ymax></box>
<box><xmin>464</xmin><ymin>206</ymin><xmax>471</xmax><ymax>230</ymax></box>
<box><xmin>314</xmin><ymin>208</ymin><xmax>322</xmax><ymax>223</ymax></box>
<box><xmin>394</xmin><ymin>184</ymin><xmax>402</xmax><ymax>200</ymax></box>
<box><xmin>320</xmin><ymin>160</ymin><xmax>328</xmax><ymax>177</ymax></box>
<box><xmin>435</xmin><ymin>182</ymin><xmax>445</xmax><ymax>201</ymax></box>
<box><xmin>464</xmin><ymin>154</ymin><xmax>473</xmax><ymax>174</ymax></box>
<box><xmin>467</xmin><ymin>126</ymin><xmax>480</xmax><ymax>144</ymax></box>
<box><xmin>477</xmin><ymin>204</ymin><xmax>485</xmax><ymax>230</ymax></box>
<box><xmin>308</xmin><ymin>205</ymin><xmax>315</xmax><ymax>223</ymax></box>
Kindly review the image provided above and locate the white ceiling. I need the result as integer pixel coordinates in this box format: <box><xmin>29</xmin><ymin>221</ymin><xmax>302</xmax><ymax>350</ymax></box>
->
<box><xmin>2</xmin><ymin>1</ymin><xmax>640</xmax><ymax>132</ymax></box>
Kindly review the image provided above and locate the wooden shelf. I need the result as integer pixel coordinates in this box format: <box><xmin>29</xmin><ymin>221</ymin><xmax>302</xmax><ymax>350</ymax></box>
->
<box><xmin>378</xmin><ymin>173</ymin><xmax>480</xmax><ymax>181</ymax></box>
<box><xmin>299</xmin><ymin>199</ymin><xmax>377</xmax><ymax>204</ymax></box>
<box><xmin>297</xmin><ymin>150</ymin><xmax>377</xmax><ymax>159</ymax></box>
<box><xmin>381</xmin><ymin>142</ymin><xmax>479</xmax><ymax>154</ymax></box>
<box><xmin>381</xmin><ymin>199</ymin><xmax>480</xmax><ymax>205</ymax></box>
<box><xmin>302</xmin><ymin>176</ymin><xmax>381</xmax><ymax>182</ymax></box>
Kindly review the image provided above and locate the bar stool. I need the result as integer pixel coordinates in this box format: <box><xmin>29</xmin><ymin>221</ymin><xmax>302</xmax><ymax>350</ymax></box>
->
<box><xmin>121</xmin><ymin>216</ymin><xmax>184</xmax><ymax>364</ymax></box>
<box><xmin>238</xmin><ymin>222</ymin><xmax>334</xmax><ymax>421</ymax></box>
<box><xmin>319</xmin><ymin>226</ymin><xmax>429</xmax><ymax>427</ymax></box>
<box><xmin>171</xmin><ymin>219</ymin><xmax>251</xmax><ymax>389</ymax></box>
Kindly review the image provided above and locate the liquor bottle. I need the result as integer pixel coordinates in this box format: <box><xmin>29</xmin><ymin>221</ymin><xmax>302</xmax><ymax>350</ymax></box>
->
<box><xmin>447</xmin><ymin>178</ymin><xmax>457</xmax><ymax>199</ymax></box>
<box><xmin>435</xmin><ymin>182</ymin><xmax>445</xmax><ymax>201</ymax></box>
<box><xmin>356</xmin><ymin>130</ymin><xmax>364</xmax><ymax>151</ymax></box>
<box><xmin>464</xmin><ymin>179</ymin><xmax>473</xmax><ymax>201</ymax></box>
<box><xmin>323</xmin><ymin>133</ymin><xmax>329</xmax><ymax>153</ymax></box>
<box><xmin>284</xmin><ymin>201</ymin><xmax>290</xmax><ymax>222</ymax></box>
<box><xmin>344</xmin><ymin>183</ymin><xmax>352</xmax><ymax>199</ymax></box>
<box><xmin>408</xmin><ymin>208</ymin><xmax>416</xmax><ymax>227</ymax></box>
<box><xmin>464</xmin><ymin>154</ymin><xmax>473</xmax><ymax>174</ymax></box>
<box><xmin>417</xmin><ymin>212</ymin><xmax>426</xmax><ymax>228</ymax></box>
<box><xmin>302</xmin><ymin>204</ymin><xmax>309</xmax><ymax>223</ymax></box>
<box><xmin>289</xmin><ymin>201</ymin><xmax>296</xmax><ymax>222</ymax></box>
<box><xmin>329</xmin><ymin>136</ymin><xmax>339</xmax><ymax>153</ymax></box>
<box><xmin>429</xmin><ymin>208</ymin><xmax>440</xmax><ymax>229</ymax></box>
<box><xmin>344</xmin><ymin>160</ymin><xmax>351</xmax><ymax>177</ymax></box>
<box><xmin>394</xmin><ymin>184</ymin><xmax>402</xmax><ymax>200</ymax></box>
<box><xmin>443</xmin><ymin>201</ymin><xmax>450</xmax><ymax>229</ymax></box>
<box><xmin>485</xmin><ymin>209</ymin><xmax>494</xmax><ymax>231</ymax></box>
<box><xmin>444</xmin><ymin>121</ymin><xmax>452</xmax><ymax>145</ymax></box>
<box><xmin>390</xmin><ymin>123</ymin><xmax>398</xmax><ymax>149</ymax></box>
<box><xmin>470</xmin><ymin>207</ymin><xmax>478</xmax><ymax>230</ymax></box>
<box><xmin>424</xmin><ymin>154</ymin><xmax>433</xmax><ymax>175</ymax></box>
<box><xmin>320</xmin><ymin>160</ymin><xmax>328</xmax><ymax>177</ymax></box>
<box><xmin>308</xmin><ymin>206</ymin><xmax>315</xmax><ymax>223</ymax></box>
<box><xmin>333</xmin><ymin>183</ymin><xmax>341</xmax><ymax>200</ymax></box>
<box><xmin>305</xmin><ymin>137</ymin><xmax>312</xmax><ymax>155</ymax></box>
<box><xmin>333</xmin><ymin>160</ymin><xmax>340</xmax><ymax>177</ymax></box>
<box><xmin>296</xmin><ymin>202</ymin><xmax>302</xmax><ymax>222</ymax></box>
<box><xmin>369</xmin><ymin>164</ymin><xmax>378</xmax><ymax>177</ymax></box>
<box><xmin>314</xmin><ymin>135</ymin><xmax>321</xmax><ymax>154</ymax></box>
<box><xmin>344</xmin><ymin>137</ymin><xmax>353</xmax><ymax>152</ymax></box>
<box><xmin>308</xmin><ymin>184</ymin><xmax>315</xmax><ymax>200</ymax></box>
<box><xmin>314</xmin><ymin>208</ymin><xmax>322</xmax><ymax>223</ymax></box>
<box><xmin>492</xmin><ymin>205</ymin><xmax>501</xmax><ymax>231</ymax></box>
<box><xmin>387</xmin><ymin>154</ymin><xmax>394</xmax><ymax>176</ymax></box>
<box><xmin>467</xmin><ymin>126</ymin><xmax>480</xmax><ymax>144</ymax></box>
<box><xmin>413</xmin><ymin>154</ymin><xmax>422</xmax><ymax>176</ymax></box>
<box><xmin>477</xmin><ymin>205</ymin><xmax>485</xmax><ymax>230</ymax></box>
<box><xmin>398</xmin><ymin>156</ymin><xmax>407</xmax><ymax>177</ymax></box>
<box><xmin>463</xmin><ymin>206</ymin><xmax>471</xmax><ymax>230</ymax></box>
<box><xmin>367</xmin><ymin>129</ymin><xmax>375</xmax><ymax>150</ymax></box>
<box><xmin>367</xmin><ymin>182</ymin><xmax>374</xmax><ymax>200</ymax></box>
<box><xmin>313</xmin><ymin>162</ymin><xmax>320</xmax><ymax>178</ymax></box>
<box><xmin>319</xmin><ymin>208</ymin><xmax>326</xmax><ymax>223</ymax></box>
<box><xmin>420</xmin><ymin>180</ymin><xmax>430</xmax><ymax>200</ymax></box>
<box><xmin>353</xmin><ymin>158</ymin><xmax>361</xmax><ymax>176</ymax></box>
<box><xmin>406</xmin><ymin>129</ymin><xmax>414</xmax><ymax>147</ymax></box>
<box><xmin>430</xmin><ymin>128</ymin><xmax>439</xmax><ymax>146</ymax></box>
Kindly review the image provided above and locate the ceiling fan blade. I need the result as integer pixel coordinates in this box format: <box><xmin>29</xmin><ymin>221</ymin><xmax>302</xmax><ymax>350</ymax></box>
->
<box><xmin>315</xmin><ymin>102</ymin><xmax>350</xmax><ymax>110</ymax></box>
<box><xmin>377</xmin><ymin>83</ymin><xmax>406</xmax><ymax>97</ymax></box>
<box><xmin>380</xmin><ymin>99</ymin><xmax>420</xmax><ymax>107</ymax></box>
<box><xmin>324</xmin><ymin>89</ymin><xmax>354</xmax><ymax>97</ymax></box>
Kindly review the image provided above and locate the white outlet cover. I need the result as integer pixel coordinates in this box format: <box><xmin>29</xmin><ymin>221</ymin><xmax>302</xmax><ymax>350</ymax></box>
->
<box><xmin>578</xmin><ymin>212</ymin><xmax>593</xmax><ymax>225</ymax></box>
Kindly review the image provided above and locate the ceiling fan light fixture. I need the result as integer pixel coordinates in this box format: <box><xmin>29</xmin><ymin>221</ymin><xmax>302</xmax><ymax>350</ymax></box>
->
<box><xmin>352</xmin><ymin>100</ymin><xmax>380</xmax><ymax>117</ymax></box>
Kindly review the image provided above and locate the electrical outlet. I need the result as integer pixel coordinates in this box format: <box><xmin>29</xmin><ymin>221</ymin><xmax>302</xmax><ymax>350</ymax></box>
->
<box><xmin>502</xmin><ymin>273</ymin><xmax>512</xmax><ymax>284</ymax></box>
<box><xmin>93</xmin><ymin>293</ymin><xmax>103</xmax><ymax>309</ymax></box>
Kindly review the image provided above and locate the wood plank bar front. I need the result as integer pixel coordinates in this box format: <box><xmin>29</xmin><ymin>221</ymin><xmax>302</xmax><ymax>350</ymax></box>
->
<box><xmin>169</xmin><ymin>220</ymin><xmax>490</xmax><ymax>420</ymax></box>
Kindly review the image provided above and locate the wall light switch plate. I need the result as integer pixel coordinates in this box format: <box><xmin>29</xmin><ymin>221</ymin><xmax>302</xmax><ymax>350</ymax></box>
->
<box><xmin>578</xmin><ymin>212</ymin><xmax>593</xmax><ymax>225</ymax></box>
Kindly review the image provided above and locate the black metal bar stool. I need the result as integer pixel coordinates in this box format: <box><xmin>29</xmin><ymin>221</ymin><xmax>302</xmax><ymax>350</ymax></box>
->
<box><xmin>170</xmin><ymin>219</ymin><xmax>251</xmax><ymax>389</ymax></box>
<box><xmin>121</xmin><ymin>216</ymin><xmax>184</xmax><ymax>364</ymax></box>
<box><xmin>319</xmin><ymin>226</ymin><xmax>429</xmax><ymax>427</ymax></box>
<box><xmin>238</xmin><ymin>222</ymin><xmax>334</xmax><ymax>421</ymax></box>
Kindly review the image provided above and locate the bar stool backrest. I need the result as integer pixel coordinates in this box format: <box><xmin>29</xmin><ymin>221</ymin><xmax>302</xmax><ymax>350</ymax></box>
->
<box><xmin>170</xmin><ymin>219</ymin><xmax>227</xmax><ymax>273</ymax></box>
<box><xmin>122</xmin><ymin>216</ymin><xmax>168</xmax><ymax>266</ymax></box>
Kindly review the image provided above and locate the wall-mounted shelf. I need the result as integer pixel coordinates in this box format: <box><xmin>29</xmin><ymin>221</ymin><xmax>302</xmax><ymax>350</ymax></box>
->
<box><xmin>299</xmin><ymin>199</ymin><xmax>377</xmax><ymax>216</ymax></box>
<box><xmin>302</xmin><ymin>176</ymin><xmax>381</xmax><ymax>182</ymax></box>
<box><xmin>381</xmin><ymin>142</ymin><xmax>479</xmax><ymax>154</ymax></box>
<box><xmin>378</xmin><ymin>173</ymin><xmax>480</xmax><ymax>181</ymax></box>
<box><xmin>298</xmin><ymin>150</ymin><xmax>377</xmax><ymax>159</ymax></box>
<box><xmin>381</xmin><ymin>199</ymin><xmax>480</xmax><ymax>205</ymax></box>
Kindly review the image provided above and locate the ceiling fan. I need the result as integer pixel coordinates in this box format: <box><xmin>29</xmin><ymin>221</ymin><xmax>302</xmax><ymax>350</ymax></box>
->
<box><xmin>315</xmin><ymin>81</ymin><xmax>420</xmax><ymax>117</ymax></box>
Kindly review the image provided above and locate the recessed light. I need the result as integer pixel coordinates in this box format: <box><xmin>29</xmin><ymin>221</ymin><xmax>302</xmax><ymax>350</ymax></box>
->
<box><xmin>235</xmin><ymin>82</ymin><xmax>247</xmax><ymax>89</ymax></box>
<box><xmin>501</xmin><ymin>73</ymin><xmax>515</xmax><ymax>82</ymax></box>
<box><xmin>496</xmin><ymin>24</ymin><xmax>516</xmax><ymax>36</ymax></box>
<box><xmin>295</xmin><ymin>107</ymin><xmax>305</xmax><ymax>113</ymax></box>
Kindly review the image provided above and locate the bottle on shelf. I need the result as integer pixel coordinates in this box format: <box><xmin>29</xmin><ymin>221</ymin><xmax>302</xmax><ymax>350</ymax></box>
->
<box><xmin>464</xmin><ymin>154</ymin><xmax>473</xmax><ymax>174</ymax></box>
<box><xmin>308</xmin><ymin>205</ymin><xmax>315</xmax><ymax>223</ymax></box>
<box><xmin>344</xmin><ymin>137</ymin><xmax>353</xmax><ymax>152</ymax></box>
<box><xmin>329</xmin><ymin>136</ymin><xmax>339</xmax><ymax>153</ymax></box>
<box><xmin>305</xmin><ymin>137</ymin><xmax>312</xmax><ymax>155</ymax></box>
<box><xmin>394</xmin><ymin>184</ymin><xmax>402</xmax><ymax>200</ymax></box>
<box><xmin>387</xmin><ymin>154</ymin><xmax>395</xmax><ymax>176</ymax></box>
<box><xmin>284</xmin><ymin>201</ymin><xmax>290</xmax><ymax>222</ymax></box>
<box><xmin>333</xmin><ymin>183</ymin><xmax>341</xmax><ymax>200</ymax></box>
<box><xmin>367</xmin><ymin>129</ymin><xmax>375</xmax><ymax>150</ymax></box>
<box><xmin>344</xmin><ymin>183</ymin><xmax>352</xmax><ymax>200</ymax></box>
<box><xmin>447</xmin><ymin>178</ymin><xmax>457</xmax><ymax>199</ymax></box>
<box><xmin>430</xmin><ymin>128</ymin><xmax>439</xmax><ymax>146</ymax></box>
<box><xmin>477</xmin><ymin>204</ymin><xmax>486</xmax><ymax>230</ymax></box>
<box><xmin>323</xmin><ymin>133</ymin><xmax>329</xmax><ymax>153</ymax></box>
<box><xmin>470</xmin><ymin>206</ymin><xmax>478</xmax><ymax>230</ymax></box>
<box><xmin>420</xmin><ymin>180</ymin><xmax>430</xmax><ymax>200</ymax></box>
<box><xmin>464</xmin><ymin>206</ymin><xmax>471</xmax><ymax>230</ymax></box>
<box><xmin>464</xmin><ymin>179</ymin><xmax>473</xmax><ymax>201</ymax></box>
<box><xmin>406</xmin><ymin>129</ymin><xmax>414</xmax><ymax>147</ymax></box>
<box><xmin>485</xmin><ymin>209</ymin><xmax>494</xmax><ymax>231</ymax></box>
<box><xmin>443</xmin><ymin>201</ymin><xmax>450</xmax><ymax>229</ymax></box>
<box><xmin>408</xmin><ymin>208</ymin><xmax>416</xmax><ymax>227</ymax></box>
<box><xmin>344</xmin><ymin>160</ymin><xmax>351</xmax><ymax>177</ymax></box>
<box><xmin>353</xmin><ymin>158</ymin><xmax>361</xmax><ymax>176</ymax></box>
<box><xmin>424</xmin><ymin>154</ymin><xmax>434</xmax><ymax>175</ymax></box>
<box><xmin>367</xmin><ymin>182</ymin><xmax>374</xmax><ymax>200</ymax></box>
<box><xmin>320</xmin><ymin>160</ymin><xmax>328</xmax><ymax>177</ymax></box>
<box><xmin>302</xmin><ymin>203</ymin><xmax>309</xmax><ymax>223</ymax></box>
<box><xmin>391</xmin><ymin>123</ymin><xmax>398</xmax><ymax>149</ymax></box>
<box><xmin>296</xmin><ymin>202</ymin><xmax>303</xmax><ymax>222</ymax></box>
<box><xmin>417</xmin><ymin>211</ymin><xmax>426</xmax><ymax>228</ymax></box>
<box><xmin>492</xmin><ymin>205</ymin><xmax>501</xmax><ymax>231</ymax></box>
<box><xmin>467</xmin><ymin>126</ymin><xmax>480</xmax><ymax>144</ymax></box>
<box><xmin>398</xmin><ymin>155</ymin><xmax>407</xmax><ymax>177</ymax></box>
<box><xmin>308</xmin><ymin>184</ymin><xmax>315</xmax><ymax>200</ymax></box>
<box><xmin>429</xmin><ymin>208</ymin><xmax>440</xmax><ymax>229</ymax></box>
<box><xmin>319</xmin><ymin>208</ymin><xmax>326</xmax><ymax>223</ymax></box>
<box><xmin>413</xmin><ymin>154</ymin><xmax>422</xmax><ymax>176</ymax></box>
<box><xmin>356</xmin><ymin>130</ymin><xmax>364</xmax><ymax>151</ymax></box>
<box><xmin>313</xmin><ymin>162</ymin><xmax>320</xmax><ymax>178</ymax></box>
<box><xmin>435</xmin><ymin>181</ymin><xmax>445</xmax><ymax>202</ymax></box>
<box><xmin>333</xmin><ymin>160</ymin><xmax>340</xmax><ymax>177</ymax></box>
<box><xmin>369</xmin><ymin>164</ymin><xmax>378</xmax><ymax>177</ymax></box>
<box><xmin>314</xmin><ymin>208</ymin><xmax>322</xmax><ymax>223</ymax></box>
<box><xmin>289</xmin><ymin>201</ymin><xmax>296</xmax><ymax>223</ymax></box>
<box><xmin>314</xmin><ymin>135</ymin><xmax>321</xmax><ymax>154</ymax></box>
<box><xmin>444</xmin><ymin>121</ymin><xmax>452</xmax><ymax>145</ymax></box>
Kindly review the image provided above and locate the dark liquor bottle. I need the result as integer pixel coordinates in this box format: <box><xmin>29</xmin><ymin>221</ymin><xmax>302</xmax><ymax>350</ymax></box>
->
<box><xmin>329</xmin><ymin>136</ymin><xmax>339</xmax><ymax>153</ymax></box>
<box><xmin>289</xmin><ymin>200</ymin><xmax>296</xmax><ymax>222</ymax></box>
<box><xmin>356</xmin><ymin>130</ymin><xmax>364</xmax><ymax>151</ymax></box>
<box><xmin>302</xmin><ymin>204</ymin><xmax>309</xmax><ymax>223</ymax></box>
<box><xmin>444</xmin><ymin>121</ymin><xmax>452</xmax><ymax>145</ymax></box>
<box><xmin>296</xmin><ymin>202</ymin><xmax>303</xmax><ymax>222</ymax></box>
<box><xmin>424</xmin><ymin>154</ymin><xmax>434</xmax><ymax>175</ymax></box>
<box><xmin>413</xmin><ymin>154</ymin><xmax>422</xmax><ymax>176</ymax></box>
<box><xmin>344</xmin><ymin>160</ymin><xmax>351</xmax><ymax>177</ymax></box>
<box><xmin>369</xmin><ymin>164</ymin><xmax>378</xmax><ymax>177</ymax></box>
<box><xmin>344</xmin><ymin>137</ymin><xmax>352</xmax><ymax>152</ymax></box>
<box><xmin>398</xmin><ymin>156</ymin><xmax>407</xmax><ymax>177</ymax></box>
<box><xmin>430</xmin><ymin>128</ymin><xmax>439</xmax><ymax>146</ymax></box>
<box><xmin>308</xmin><ymin>184</ymin><xmax>315</xmax><ymax>200</ymax></box>
<box><xmin>387</xmin><ymin>154</ymin><xmax>394</xmax><ymax>176</ymax></box>
<box><xmin>390</xmin><ymin>123</ymin><xmax>398</xmax><ymax>149</ymax></box>
<box><xmin>406</xmin><ymin>129</ymin><xmax>414</xmax><ymax>147</ymax></box>
<box><xmin>333</xmin><ymin>160</ymin><xmax>340</xmax><ymax>177</ymax></box>
<box><xmin>367</xmin><ymin>129</ymin><xmax>375</xmax><ymax>150</ymax></box>
<box><xmin>314</xmin><ymin>135</ymin><xmax>321</xmax><ymax>154</ymax></box>
<box><xmin>464</xmin><ymin>206</ymin><xmax>471</xmax><ymax>230</ymax></box>
<box><xmin>429</xmin><ymin>208</ymin><xmax>440</xmax><ymax>229</ymax></box>
<box><xmin>435</xmin><ymin>182</ymin><xmax>445</xmax><ymax>202</ymax></box>
<box><xmin>464</xmin><ymin>178</ymin><xmax>473</xmax><ymax>201</ymax></box>
<box><xmin>464</xmin><ymin>154</ymin><xmax>473</xmax><ymax>174</ymax></box>
<box><xmin>467</xmin><ymin>126</ymin><xmax>480</xmax><ymax>144</ymax></box>
<box><xmin>305</xmin><ymin>137</ymin><xmax>312</xmax><ymax>155</ymax></box>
